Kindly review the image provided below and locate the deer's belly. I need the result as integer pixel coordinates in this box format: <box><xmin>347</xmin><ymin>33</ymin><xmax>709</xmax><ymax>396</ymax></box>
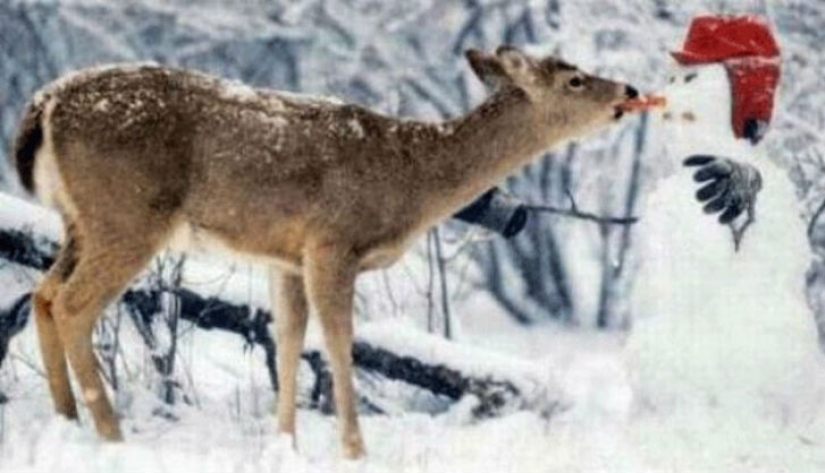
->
<box><xmin>358</xmin><ymin>233</ymin><xmax>419</xmax><ymax>271</ymax></box>
<box><xmin>166</xmin><ymin>220</ymin><xmax>303</xmax><ymax>274</ymax></box>
<box><xmin>167</xmin><ymin>216</ymin><xmax>418</xmax><ymax>274</ymax></box>
<box><xmin>359</xmin><ymin>247</ymin><xmax>404</xmax><ymax>271</ymax></box>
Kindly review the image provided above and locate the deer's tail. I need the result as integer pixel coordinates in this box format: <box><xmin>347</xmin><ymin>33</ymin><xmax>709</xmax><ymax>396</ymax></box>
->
<box><xmin>12</xmin><ymin>101</ymin><xmax>45</xmax><ymax>194</ymax></box>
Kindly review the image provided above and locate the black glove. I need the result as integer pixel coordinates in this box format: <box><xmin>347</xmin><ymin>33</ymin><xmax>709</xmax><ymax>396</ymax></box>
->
<box><xmin>684</xmin><ymin>155</ymin><xmax>762</xmax><ymax>224</ymax></box>
<box><xmin>452</xmin><ymin>188</ymin><xmax>528</xmax><ymax>238</ymax></box>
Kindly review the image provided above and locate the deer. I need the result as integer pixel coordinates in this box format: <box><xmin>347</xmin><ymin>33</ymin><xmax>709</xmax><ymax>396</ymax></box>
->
<box><xmin>10</xmin><ymin>45</ymin><xmax>637</xmax><ymax>459</ymax></box>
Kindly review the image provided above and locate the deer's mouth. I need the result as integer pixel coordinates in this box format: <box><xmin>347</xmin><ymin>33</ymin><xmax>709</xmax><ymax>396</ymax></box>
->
<box><xmin>613</xmin><ymin>106</ymin><xmax>625</xmax><ymax>120</ymax></box>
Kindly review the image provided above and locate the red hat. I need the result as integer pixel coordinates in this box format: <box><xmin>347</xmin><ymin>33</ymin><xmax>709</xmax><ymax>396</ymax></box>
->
<box><xmin>671</xmin><ymin>15</ymin><xmax>781</xmax><ymax>143</ymax></box>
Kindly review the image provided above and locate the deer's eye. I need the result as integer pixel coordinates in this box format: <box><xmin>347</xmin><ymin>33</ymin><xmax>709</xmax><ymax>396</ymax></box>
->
<box><xmin>568</xmin><ymin>76</ymin><xmax>584</xmax><ymax>89</ymax></box>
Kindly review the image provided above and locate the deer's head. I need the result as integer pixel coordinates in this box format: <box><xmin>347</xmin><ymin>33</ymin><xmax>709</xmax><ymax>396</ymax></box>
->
<box><xmin>465</xmin><ymin>46</ymin><xmax>637</xmax><ymax>141</ymax></box>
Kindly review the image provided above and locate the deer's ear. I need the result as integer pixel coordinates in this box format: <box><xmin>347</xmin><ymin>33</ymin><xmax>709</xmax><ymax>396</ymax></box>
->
<box><xmin>495</xmin><ymin>45</ymin><xmax>533</xmax><ymax>84</ymax></box>
<box><xmin>465</xmin><ymin>49</ymin><xmax>509</xmax><ymax>87</ymax></box>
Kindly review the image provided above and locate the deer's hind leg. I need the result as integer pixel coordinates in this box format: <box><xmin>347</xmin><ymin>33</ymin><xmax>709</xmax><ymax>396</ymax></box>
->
<box><xmin>50</xmin><ymin>219</ymin><xmax>171</xmax><ymax>440</ymax></box>
<box><xmin>33</xmin><ymin>222</ymin><xmax>81</xmax><ymax>420</ymax></box>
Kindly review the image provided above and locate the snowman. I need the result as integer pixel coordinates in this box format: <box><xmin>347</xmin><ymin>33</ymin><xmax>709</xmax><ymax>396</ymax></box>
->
<box><xmin>625</xmin><ymin>15</ymin><xmax>825</xmax><ymax>433</ymax></box>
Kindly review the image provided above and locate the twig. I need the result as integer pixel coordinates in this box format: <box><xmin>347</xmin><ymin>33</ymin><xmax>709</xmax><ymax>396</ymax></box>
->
<box><xmin>433</xmin><ymin>228</ymin><xmax>452</xmax><ymax>340</ymax></box>
<box><xmin>731</xmin><ymin>205</ymin><xmax>756</xmax><ymax>252</ymax></box>
<box><xmin>523</xmin><ymin>203</ymin><xmax>639</xmax><ymax>225</ymax></box>
<box><xmin>426</xmin><ymin>230</ymin><xmax>435</xmax><ymax>333</ymax></box>
<box><xmin>7</xmin><ymin>353</ymin><xmax>45</xmax><ymax>379</ymax></box>
<box><xmin>807</xmin><ymin>195</ymin><xmax>825</xmax><ymax>244</ymax></box>
<box><xmin>440</xmin><ymin>226</ymin><xmax>495</xmax><ymax>262</ymax></box>
<box><xmin>381</xmin><ymin>270</ymin><xmax>399</xmax><ymax>318</ymax></box>
<box><xmin>564</xmin><ymin>189</ymin><xmax>578</xmax><ymax>211</ymax></box>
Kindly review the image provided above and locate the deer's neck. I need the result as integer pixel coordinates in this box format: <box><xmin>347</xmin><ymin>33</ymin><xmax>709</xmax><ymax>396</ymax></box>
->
<box><xmin>409</xmin><ymin>90</ymin><xmax>560</xmax><ymax>217</ymax></box>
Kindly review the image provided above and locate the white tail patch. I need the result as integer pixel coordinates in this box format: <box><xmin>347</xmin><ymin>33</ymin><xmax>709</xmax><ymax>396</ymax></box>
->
<box><xmin>33</xmin><ymin>100</ymin><xmax>78</xmax><ymax>222</ymax></box>
<box><xmin>33</xmin><ymin>139</ymin><xmax>60</xmax><ymax>208</ymax></box>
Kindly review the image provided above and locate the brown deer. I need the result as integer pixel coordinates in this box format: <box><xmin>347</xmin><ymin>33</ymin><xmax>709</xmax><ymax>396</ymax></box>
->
<box><xmin>11</xmin><ymin>45</ymin><xmax>637</xmax><ymax>459</ymax></box>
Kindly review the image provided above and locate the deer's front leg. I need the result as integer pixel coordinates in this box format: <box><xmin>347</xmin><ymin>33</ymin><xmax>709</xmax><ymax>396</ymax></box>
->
<box><xmin>269</xmin><ymin>269</ymin><xmax>309</xmax><ymax>441</ymax></box>
<box><xmin>302</xmin><ymin>243</ymin><xmax>364</xmax><ymax>459</ymax></box>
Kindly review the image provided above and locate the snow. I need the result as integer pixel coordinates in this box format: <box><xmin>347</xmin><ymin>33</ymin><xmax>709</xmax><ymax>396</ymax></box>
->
<box><xmin>3</xmin><ymin>305</ymin><xmax>825</xmax><ymax>473</ymax></box>
<box><xmin>275</xmin><ymin>90</ymin><xmax>346</xmax><ymax>107</ymax></box>
<box><xmin>32</xmin><ymin>63</ymin><xmax>160</xmax><ymax>108</ymax></box>
<box><xmin>0</xmin><ymin>192</ymin><xmax>63</xmax><ymax>240</ymax></box>
<box><xmin>347</xmin><ymin>118</ymin><xmax>365</xmax><ymax>139</ymax></box>
<box><xmin>216</xmin><ymin>78</ymin><xmax>264</xmax><ymax>103</ymax></box>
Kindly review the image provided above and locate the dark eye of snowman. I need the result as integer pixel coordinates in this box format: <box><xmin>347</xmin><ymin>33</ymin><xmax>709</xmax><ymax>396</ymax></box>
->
<box><xmin>685</xmin><ymin>72</ymin><xmax>698</xmax><ymax>83</ymax></box>
<box><xmin>668</xmin><ymin>76</ymin><xmax>676</xmax><ymax>84</ymax></box>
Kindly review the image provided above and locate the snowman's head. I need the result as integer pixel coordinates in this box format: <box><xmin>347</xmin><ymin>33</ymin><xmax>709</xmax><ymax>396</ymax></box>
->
<box><xmin>661</xmin><ymin>62</ymin><xmax>733</xmax><ymax>138</ymax></box>
<box><xmin>663</xmin><ymin>15</ymin><xmax>782</xmax><ymax>145</ymax></box>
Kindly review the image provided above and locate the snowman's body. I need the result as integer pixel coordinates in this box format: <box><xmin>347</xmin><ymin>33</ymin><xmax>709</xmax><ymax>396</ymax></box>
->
<box><xmin>626</xmin><ymin>63</ymin><xmax>825</xmax><ymax>428</ymax></box>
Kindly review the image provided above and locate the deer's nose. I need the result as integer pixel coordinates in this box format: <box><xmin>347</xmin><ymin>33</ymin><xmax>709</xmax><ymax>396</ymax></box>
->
<box><xmin>625</xmin><ymin>85</ymin><xmax>639</xmax><ymax>99</ymax></box>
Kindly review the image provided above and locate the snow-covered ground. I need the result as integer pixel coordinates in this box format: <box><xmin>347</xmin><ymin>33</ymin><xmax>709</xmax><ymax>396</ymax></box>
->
<box><xmin>3</xmin><ymin>289</ymin><xmax>825</xmax><ymax>473</ymax></box>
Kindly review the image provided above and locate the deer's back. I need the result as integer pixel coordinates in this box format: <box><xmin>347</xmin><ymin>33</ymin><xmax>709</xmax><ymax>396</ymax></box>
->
<box><xmin>34</xmin><ymin>65</ymin><xmax>428</xmax><ymax>268</ymax></box>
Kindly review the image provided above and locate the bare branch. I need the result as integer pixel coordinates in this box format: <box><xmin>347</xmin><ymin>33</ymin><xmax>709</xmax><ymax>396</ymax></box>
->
<box><xmin>808</xmin><ymin>195</ymin><xmax>825</xmax><ymax>244</ymax></box>
<box><xmin>523</xmin><ymin>203</ymin><xmax>639</xmax><ymax>225</ymax></box>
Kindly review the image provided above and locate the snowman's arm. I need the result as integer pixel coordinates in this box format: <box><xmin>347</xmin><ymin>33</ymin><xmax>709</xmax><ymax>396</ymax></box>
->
<box><xmin>684</xmin><ymin>155</ymin><xmax>763</xmax><ymax>224</ymax></box>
